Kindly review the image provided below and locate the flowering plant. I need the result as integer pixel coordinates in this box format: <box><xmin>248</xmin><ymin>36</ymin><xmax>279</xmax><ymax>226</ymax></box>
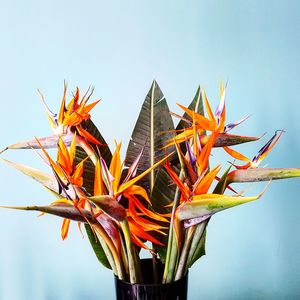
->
<box><xmin>1</xmin><ymin>81</ymin><xmax>299</xmax><ymax>285</ymax></box>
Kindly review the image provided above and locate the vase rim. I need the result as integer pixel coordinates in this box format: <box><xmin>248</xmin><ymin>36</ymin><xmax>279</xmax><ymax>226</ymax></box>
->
<box><xmin>114</xmin><ymin>272</ymin><xmax>189</xmax><ymax>286</ymax></box>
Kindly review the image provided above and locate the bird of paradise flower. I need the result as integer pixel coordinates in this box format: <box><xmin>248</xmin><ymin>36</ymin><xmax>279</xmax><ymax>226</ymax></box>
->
<box><xmin>1</xmin><ymin>81</ymin><xmax>300</xmax><ymax>287</ymax></box>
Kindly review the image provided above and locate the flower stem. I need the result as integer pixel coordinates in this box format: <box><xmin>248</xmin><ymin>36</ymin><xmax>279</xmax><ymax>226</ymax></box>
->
<box><xmin>94</xmin><ymin>230</ymin><xmax>117</xmax><ymax>274</ymax></box>
<box><xmin>186</xmin><ymin>220</ymin><xmax>208</xmax><ymax>270</ymax></box>
<box><xmin>164</xmin><ymin>232</ymin><xmax>179</xmax><ymax>283</ymax></box>
<box><xmin>163</xmin><ymin>170</ymin><xmax>184</xmax><ymax>283</ymax></box>
<box><xmin>93</xmin><ymin>223</ymin><xmax>125</xmax><ymax>280</ymax></box>
<box><xmin>120</xmin><ymin>220</ymin><xmax>141</xmax><ymax>283</ymax></box>
<box><xmin>174</xmin><ymin>226</ymin><xmax>196</xmax><ymax>280</ymax></box>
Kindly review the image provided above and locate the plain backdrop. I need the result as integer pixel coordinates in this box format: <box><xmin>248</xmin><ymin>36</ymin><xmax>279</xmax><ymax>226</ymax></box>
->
<box><xmin>0</xmin><ymin>1</ymin><xmax>300</xmax><ymax>299</ymax></box>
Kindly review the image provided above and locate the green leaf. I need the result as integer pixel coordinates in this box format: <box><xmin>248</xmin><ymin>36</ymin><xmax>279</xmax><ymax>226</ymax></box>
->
<box><xmin>151</xmin><ymin>168</ymin><xmax>175</xmax><ymax>263</ymax></box>
<box><xmin>124</xmin><ymin>80</ymin><xmax>176</xmax><ymax>192</ymax></box>
<box><xmin>227</xmin><ymin>168</ymin><xmax>300</xmax><ymax>184</ymax></box>
<box><xmin>151</xmin><ymin>167</ymin><xmax>177</xmax><ymax>214</ymax></box>
<box><xmin>85</xmin><ymin>224</ymin><xmax>111</xmax><ymax>269</ymax></box>
<box><xmin>176</xmin><ymin>86</ymin><xmax>204</xmax><ymax>131</ymax></box>
<box><xmin>157</xmin><ymin>245</ymin><xmax>168</xmax><ymax>264</ymax></box>
<box><xmin>213</xmin><ymin>165</ymin><xmax>232</xmax><ymax>194</ymax></box>
<box><xmin>123</xmin><ymin>81</ymin><xmax>178</xmax><ymax>265</ymax></box>
<box><xmin>175</xmin><ymin>86</ymin><xmax>204</xmax><ymax>156</ymax></box>
<box><xmin>188</xmin><ymin>221</ymin><xmax>207</xmax><ymax>268</ymax></box>
<box><xmin>153</xmin><ymin>86</ymin><xmax>204</xmax><ymax>227</ymax></box>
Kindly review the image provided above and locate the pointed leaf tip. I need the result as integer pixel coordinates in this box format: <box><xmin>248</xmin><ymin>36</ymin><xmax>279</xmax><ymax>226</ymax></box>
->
<box><xmin>0</xmin><ymin>147</ymin><xmax>8</xmax><ymax>154</ymax></box>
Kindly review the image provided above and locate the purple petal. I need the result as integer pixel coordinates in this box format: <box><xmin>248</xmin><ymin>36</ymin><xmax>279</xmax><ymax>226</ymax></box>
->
<box><xmin>215</xmin><ymin>84</ymin><xmax>227</xmax><ymax>118</ymax></box>
<box><xmin>183</xmin><ymin>214</ymin><xmax>212</xmax><ymax>228</ymax></box>
<box><xmin>252</xmin><ymin>130</ymin><xmax>283</xmax><ymax>162</ymax></box>
<box><xmin>37</xmin><ymin>89</ymin><xmax>57</xmax><ymax>118</ymax></box>
<box><xmin>195</xmin><ymin>132</ymin><xmax>202</xmax><ymax>152</ymax></box>
<box><xmin>123</xmin><ymin>146</ymin><xmax>144</xmax><ymax>183</ymax></box>
<box><xmin>224</xmin><ymin>115</ymin><xmax>250</xmax><ymax>133</ymax></box>
<box><xmin>185</xmin><ymin>140</ymin><xmax>196</xmax><ymax>168</ymax></box>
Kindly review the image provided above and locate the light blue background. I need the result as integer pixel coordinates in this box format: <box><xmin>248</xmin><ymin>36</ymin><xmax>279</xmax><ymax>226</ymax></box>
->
<box><xmin>0</xmin><ymin>1</ymin><xmax>300</xmax><ymax>299</ymax></box>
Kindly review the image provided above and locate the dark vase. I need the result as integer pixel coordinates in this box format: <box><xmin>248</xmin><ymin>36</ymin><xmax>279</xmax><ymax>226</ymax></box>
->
<box><xmin>114</xmin><ymin>258</ymin><xmax>188</xmax><ymax>300</ymax></box>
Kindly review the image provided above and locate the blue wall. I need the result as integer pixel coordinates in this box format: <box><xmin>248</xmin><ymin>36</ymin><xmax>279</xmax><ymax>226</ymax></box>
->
<box><xmin>0</xmin><ymin>1</ymin><xmax>300</xmax><ymax>299</ymax></box>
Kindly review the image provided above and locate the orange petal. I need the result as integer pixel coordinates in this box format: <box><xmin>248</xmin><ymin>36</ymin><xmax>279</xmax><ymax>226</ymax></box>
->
<box><xmin>196</xmin><ymin>130</ymin><xmax>219</xmax><ymax>175</ymax></box>
<box><xmin>164</xmin><ymin>128</ymin><xmax>193</xmax><ymax>148</ymax></box>
<box><xmin>128</xmin><ymin>201</ymin><xmax>167</xmax><ymax>234</ymax></box>
<box><xmin>69</xmin><ymin>132</ymin><xmax>77</xmax><ymax>168</ymax></box>
<box><xmin>77</xmin><ymin>126</ymin><xmax>101</xmax><ymax>145</ymax></box>
<box><xmin>66</xmin><ymin>97</ymin><xmax>76</xmax><ymax>113</ymax></box>
<box><xmin>72</xmin><ymin>156</ymin><xmax>89</xmax><ymax>186</ymax></box>
<box><xmin>63</xmin><ymin>112</ymin><xmax>84</xmax><ymax>126</ymax></box>
<box><xmin>80</xmin><ymin>100</ymin><xmax>101</xmax><ymax>115</ymax></box>
<box><xmin>35</xmin><ymin>137</ymin><xmax>65</xmax><ymax>179</ymax></box>
<box><xmin>57</xmin><ymin>138</ymin><xmax>72</xmax><ymax>174</ymax></box>
<box><xmin>94</xmin><ymin>159</ymin><xmax>104</xmax><ymax>195</ymax></box>
<box><xmin>123</xmin><ymin>185</ymin><xmax>151</xmax><ymax>204</ymax></box>
<box><xmin>130</xmin><ymin>232</ymin><xmax>151</xmax><ymax>250</ymax></box>
<box><xmin>223</xmin><ymin>146</ymin><xmax>250</xmax><ymax>162</ymax></box>
<box><xmin>164</xmin><ymin>159</ymin><xmax>190</xmax><ymax>200</ymax></box>
<box><xmin>109</xmin><ymin>142</ymin><xmax>122</xmax><ymax>194</ymax></box>
<box><xmin>51</xmin><ymin>198</ymin><xmax>72</xmax><ymax>205</ymax></box>
<box><xmin>61</xmin><ymin>218</ymin><xmax>71</xmax><ymax>240</ymax></box>
<box><xmin>177</xmin><ymin>103</ymin><xmax>216</xmax><ymax>131</ymax></box>
<box><xmin>128</xmin><ymin>220</ymin><xmax>164</xmax><ymax>246</ymax></box>
<box><xmin>129</xmin><ymin>194</ymin><xmax>169</xmax><ymax>223</ymax></box>
<box><xmin>257</xmin><ymin>130</ymin><xmax>284</xmax><ymax>164</ymax></box>
<box><xmin>194</xmin><ymin>165</ymin><xmax>221</xmax><ymax>195</ymax></box>
<box><xmin>118</xmin><ymin>153</ymin><xmax>171</xmax><ymax>194</ymax></box>
<box><xmin>202</xmin><ymin>89</ymin><xmax>216</xmax><ymax>123</ymax></box>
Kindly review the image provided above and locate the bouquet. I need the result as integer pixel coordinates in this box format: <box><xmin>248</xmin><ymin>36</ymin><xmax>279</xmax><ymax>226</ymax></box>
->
<box><xmin>1</xmin><ymin>81</ymin><xmax>299</xmax><ymax>288</ymax></box>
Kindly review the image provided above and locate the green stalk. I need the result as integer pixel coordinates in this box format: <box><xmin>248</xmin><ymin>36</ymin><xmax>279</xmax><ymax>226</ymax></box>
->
<box><xmin>165</xmin><ymin>231</ymin><xmax>179</xmax><ymax>283</ymax></box>
<box><xmin>132</xmin><ymin>241</ymin><xmax>143</xmax><ymax>283</ymax></box>
<box><xmin>120</xmin><ymin>230</ymin><xmax>129</xmax><ymax>276</ymax></box>
<box><xmin>186</xmin><ymin>220</ymin><xmax>207</xmax><ymax>270</ymax></box>
<box><xmin>163</xmin><ymin>171</ymin><xmax>183</xmax><ymax>283</ymax></box>
<box><xmin>174</xmin><ymin>226</ymin><xmax>196</xmax><ymax>280</ymax></box>
<box><xmin>120</xmin><ymin>220</ymin><xmax>140</xmax><ymax>283</ymax></box>
<box><xmin>94</xmin><ymin>231</ymin><xmax>118</xmax><ymax>275</ymax></box>
<box><xmin>93</xmin><ymin>223</ymin><xmax>125</xmax><ymax>281</ymax></box>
